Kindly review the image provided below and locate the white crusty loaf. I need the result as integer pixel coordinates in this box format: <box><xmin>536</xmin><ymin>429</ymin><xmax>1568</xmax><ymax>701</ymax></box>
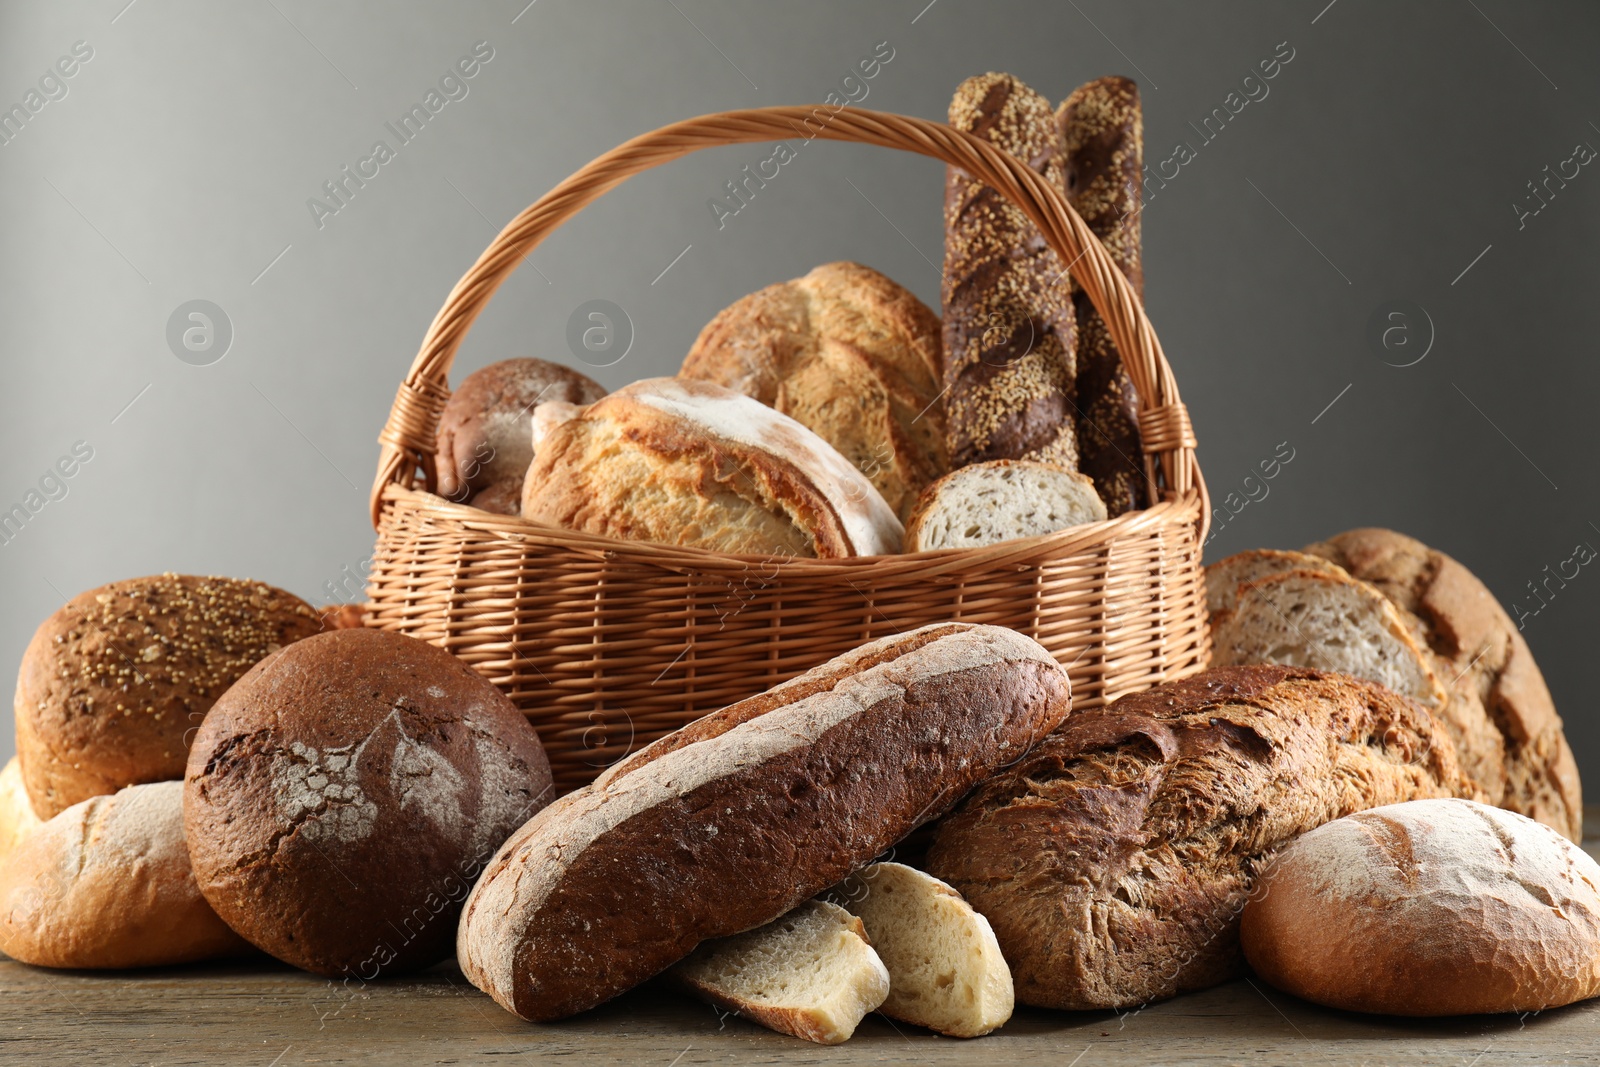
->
<box><xmin>834</xmin><ymin>862</ymin><xmax>1013</xmax><ymax>1037</ymax></box>
<box><xmin>668</xmin><ymin>899</ymin><xmax>890</xmax><ymax>1045</ymax></box>
<box><xmin>0</xmin><ymin>780</ymin><xmax>250</xmax><ymax>969</ymax></box>
<box><xmin>903</xmin><ymin>460</ymin><xmax>1106</xmax><ymax>552</ymax></box>
<box><xmin>1204</xmin><ymin>548</ymin><xmax>1349</xmax><ymax>624</ymax></box>
<box><xmin>0</xmin><ymin>757</ymin><xmax>43</xmax><ymax>866</ymax></box>
<box><xmin>1242</xmin><ymin>799</ymin><xmax>1600</xmax><ymax>1015</ymax></box>
<box><xmin>456</xmin><ymin>622</ymin><xmax>1071</xmax><ymax>1022</ymax></box>
<box><xmin>521</xmin><ymin>377</ymin><xmax>903</xmax><ymax>558</ymax></box>
<box><xmin>1210</xmin><ymin>569</ymin><xmax>1447</xmax><ymax>710</ymax></box>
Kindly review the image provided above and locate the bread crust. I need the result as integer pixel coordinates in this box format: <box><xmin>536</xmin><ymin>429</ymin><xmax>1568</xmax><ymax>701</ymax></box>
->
<box><xmin>1203</xmin><ymin>548</ymin><xmax>1349</xmax><ymax>624</ymax></box>
<box><xmin>1304</xmin><ymin>528</ymin><xmax>1582</xmax><ymax>841</ymax></box>
<box><xmin>16</xmin><ymin>574</ymin><xmax>322</xmax><ymax>818</ymax></box>
<box><xmin>681</xmin><ymin>261</ymin><xmax>947</xmax><ymax>522</ymax></box>
<box><xmin>0</xmin><ymin>757</ymin><xmax>43</xmax><ymax>868</ymax></box>
<box><xmin>456</xmin><ymin>623</ymin><xmax>1071</xmax><ymax>1022</ymax></box>
<box><xmin>924</xmin><ymin>665</ymin><xmax>1476</xmax><ymax>1010</ymax></box>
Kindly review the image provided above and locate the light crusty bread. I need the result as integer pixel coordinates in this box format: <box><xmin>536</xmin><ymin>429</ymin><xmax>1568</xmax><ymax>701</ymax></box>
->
<box><xmin>668</xmin><ymin>899</ymin><xmax>889</xmax><ymax>1045</ymax></box>
<box><xmin>1242</xmin><ymin>799</ymin><xmax>1600</xmax><ymax>1015</ymax></box>
<box><xmin>1210</xmin><ymin>569</ymin><xmax>1447</xmax><ymax>710</ymax></box>
<box><xmin>521</xmin><ymin>377</ymin><xmax>903</xmax><ymax>558</ymax></box>
<box><xmin>0</xmin><ymin>780</ymin><xmax>250</xmax><ymax>969</ymax></box>
<box><xmin>1305</xmin><ymin>528</ymin><xmax>1583</xmax><ymax>841</ymax></box>
<box><xmin>680</xmin><ymin>262</ymin><xmax>947</xmax><ymax>523</ymax></box>
<box><xmin>1204</xmin><ymin>548</ymin><xmax>1349</xmax><ymax>624</ymax></box>
<box><xmin>0</xmin><ymin>757</ymin><xmax>43</xmax><ymax>866</ymax></box>
<box><xmin>903</xmin><ymin>460</ymin><xmax>1106</xmax><ymax>552</ymax></box>
<box><xmin>457</xmin><ymin>623</ymin><xmax>1071</xmax><ymax>1022</ymax></box>
<box><xmin>926</xmin><ymin>665</ymin><xmax>1476</xmax><ymax>1010</ymax></box>
<box><xmin>833</xmin><ymin>862</ymin><xmax>1013</xmax><ymax>1037</ymax></box>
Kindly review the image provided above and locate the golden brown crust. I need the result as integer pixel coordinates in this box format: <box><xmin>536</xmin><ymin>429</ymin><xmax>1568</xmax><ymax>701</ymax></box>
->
<box><xmin>0</xmin><ymin>758</ymin><xmax>43</xmax><ymax>868</ymax></box>
<box><xmin>942</xmin><ymin>73</ymin><xmax>1079</xmax><ymax>471</ymax></box>
<box><xmin>316</xmin><ymin>603</ymin><xmax>366</xmax><ymax>631</ymax></box>
<box><xmin>1304</xmin><ymin>528</ymin><xmax>1582</xmax><ymax>841</ymax></box>
<box><xmin>681</xmin><ymin>262</ymin><xmax>947</xmax><ymax>522</ymax></box>
<box><xmin>1058</xmin><ymin>76</ymin><xmax>1146</xmax><ymax>516</ymax></box>
<box><xmin>15</xmin><ymin>574</ymin><xmax>322</xmax><ymax>819</ymax></box>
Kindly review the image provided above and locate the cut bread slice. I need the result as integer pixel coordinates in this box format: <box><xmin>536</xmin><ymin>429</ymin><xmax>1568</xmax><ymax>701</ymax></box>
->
<box><xmin>1205</xmin><ymin>548</ymin><xmax>1349</xmax><ymax>623</ymax></box>
<box><xmin>1211</xmin><ymin>570</ymin><xmax>1447</xmax><ymax>709</ymax></box>
<box><xmin>903</xmin><ymin>459</ymin><xmax>1107</xmax><ymax>552</ymax></box>
<box><xmin>667</xmin><ymin>899</ymin><xmax>889</xmax><ymax>1045</ymax></box>
<box><xmin>833</xmin><ymin>862</ymin><xmax>1014</xmax><ymax>1038</ymax></box>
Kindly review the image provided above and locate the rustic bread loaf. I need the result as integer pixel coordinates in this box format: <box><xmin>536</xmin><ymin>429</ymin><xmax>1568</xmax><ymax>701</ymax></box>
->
<box><xmin>521</xmin><ymin>377</ymin><xmax>903</xmax><ymax>557</ymax></box>
<box><xmin>1305</xmin><ymin>528</ymin><xmax>1583</xmax><ymax>841</ymax></box>
<box><xmin>0</xmin><ymin>757</ymin><xmax>43</xmax><ymax>866</ymax></box>
<box><xmin>1210</xmin><ymin>569</ymin><xmax>1447</xmax><ymax>710</ymax></box>
<box><xmin>16</xmin><ymin>574</ymin><xmax>322</xmax><ymax>819</ymax></box>
<box><xmin>184</xmin><ymin>628</ymin><xmax>553</xmax><ymax>979</ymax></box>
<box><xmin>902</xmin><ymin>459</ymin><xmax>1105</xmax><ymax>552</ymax></box>
<box><xmin>316</xmin><ymin>603</ymin><xmax>366</xmax><ymax>631</ymax></box>
<box><xmin>457</xmin><ymin>622</ymin><xmax>1071</xmax><ymax>1022</ymax></box>
<box><xmin>924</xmin><ymin>665</ymin><xmax>1475</xmax><ymax>1010</ymax></box>
<box><xmin>0</xmin><ymin>780</ymin><xmax>250</xmax><ymax>969</ymax></box>
<box><xmin>465</xmin><ymin>479</ymin><xmax>522</xmax><ymax>516</ymax></box>
<box><xmin>1057</xmin><ymin>76</ymin><xmax>1147</xmax><ymax>516</ymax></box>
<box><xmin>1204</xmin><ymin>548</ymin><xmax>1349</xmax><ymax>624</ymax></box>
<box><xmin>942</xmin><ymin>73</ymin><xmax>1079</xmax><ymax>471</ymax></box>
<box><xmin>435</xmin><ymin>358</ymin><xmax>606</xmax><ymax>502</ymax></box>
<box><xmin>1242</xmin><ymin>799</ymin><xmax>1600</xmax><ymax>1015</ymax></box>
<box><xmin>833</xmin><ymin>862</ymin><xmax>1013</xmax><ymax>1038</ymax></box>
<box><xmin>680</xmin><ymin>262</ymin><xmax>947</xmax><ymax>523</ymax></box>
<box><xmin>668</xmin><ymin>899</ymin><xmax>889</xmax><ymax>1045</ymax></box>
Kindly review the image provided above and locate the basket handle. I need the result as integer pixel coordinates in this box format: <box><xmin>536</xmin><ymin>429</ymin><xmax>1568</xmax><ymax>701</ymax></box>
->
<box><xmin>371</xmin><ymin>106</ymin><xmax>1204</xmax><ymax>529</ymax></box>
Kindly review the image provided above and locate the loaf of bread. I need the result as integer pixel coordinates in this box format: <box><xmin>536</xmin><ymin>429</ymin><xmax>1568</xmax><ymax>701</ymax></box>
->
<box><xmin>1204</xmin><ymin>548</ymin><xmax>1348</xmax><ymax>624</ymax></box>
<box><xmin>184</xmin><ymin>628</ymin><xmax>553</xmax><ymax>979</ymax></box>
<box><xmin>521</xmin><ymin>377</ymin><xmax>903</xmax><ymax>557</ymax></box>
<box><xmin>1242</xmin><ymin>799</ymin><xmax>1600</xmax><ymax>1015</ymax></box>
<box><xmin>669</xmin><ymin>899</ymin><xmax>889</xmax><ymax>1045</ymax></box>
<box><xmin>457</xmin><ymin>623</ymin><xmax>1072</xmax><ymax>1022</ymax></box>
<box><xmin>942</xmin><ymin>73</ymin><xmax>1079</xmax><ymax>471</ymax></box>
<box><xmin>1057</xmin><ymin>77</ymin><xmax>1147</xmax><ymax>516</ymax></box>
<box><xmin>902</xmin><ymin>459</ymin><xmax>1105</xmax><ymax>552</ymax></box>
<box><xmin>316</xmin><ymin>603</ymin><xmax>366</xmax><ymax>631</ymax></box>
<box><xmin>680</xmin><ymin>262</ymin><xmax>947</xmax><ymax>523</ymax></box>
<box><xmin>435</xmin><ymin>357</ymin><xmax>606</xmax><ymax>504</ymax></box>
<box><xmin>1305</xmin><ymin>528</ymin><xmax>1583</xmax><ymax>841</ymax></box>
<box><xmin>0</xmin><ymin>780</ymin><xmax>250</xmax><ymax>969</ymax></box>
<box><xmin>16</xmin><ymin>574</ymin><xmax>323</xmax><ymax>818</ymax></box>
<box><xmin>833</xmin><ymin>862</ymin><xmax>1013</xmax><ymax>1038</ymax></box>
<box><xmin>0</xmin><ymin>757</ymin><xmax>43</xmax><ymax>866</ymax></box>
<box><xmin>925</xmin><ymin>665</ymin><xmax>1475</xmax><ymax>1010</ymax></box>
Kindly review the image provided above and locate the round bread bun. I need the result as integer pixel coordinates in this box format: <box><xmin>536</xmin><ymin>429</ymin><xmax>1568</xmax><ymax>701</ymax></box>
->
<box><xmin>183</xmin><ymin>628</ymin><xmax>553</xmax><ymax>979</ymax></box>
<box><xmin>0</xmin><ymin>757</ymin><xmax>44</xmax><ymax>867</ymax></box>
<box><xmin>1241</xmin><ymin>798</ymin><xmax>1600</xmax><ymax>1015</ymax></box>
<box><xmin>16</xmin><ymin>574</ymin><xmax>323</xmax><ymax>819</ymax></box>
<box><xmin>435</xmin><ymin>358</ymin><xmax>606</xmax><ymax>501</ymax></box>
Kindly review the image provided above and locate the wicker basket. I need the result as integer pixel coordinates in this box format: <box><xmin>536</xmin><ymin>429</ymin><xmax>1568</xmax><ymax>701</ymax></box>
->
<box><xmin>364</xmin><ymin>106</ymin><xmax>1210</xmax><ymax>795</ymax></box>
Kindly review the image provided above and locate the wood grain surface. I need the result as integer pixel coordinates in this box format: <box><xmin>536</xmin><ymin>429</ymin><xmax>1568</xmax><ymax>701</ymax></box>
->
<box><xmin>2</xmin><ymin>810</ymin><xmax>1596</xmax><ymax>1066</ymax></box>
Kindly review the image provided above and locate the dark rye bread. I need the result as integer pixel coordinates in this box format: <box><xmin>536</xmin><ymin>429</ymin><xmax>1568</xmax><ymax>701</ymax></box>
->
<box><xmin>942</xmin><ymin>73</ymin><xmax>1079</xmax><ymax>471</ymax></box>
<box><xmin>184</xmin><ymin>628</ymin><xmax>553</xmax><ymax>979</ymax></box>
<box><xmin>16</xmin><ymin>574</ymin><xmax>322</xmax><ymax>819</ymax></box>
<box><xmin>1304</xmin><ymin>528</ymin><xmax>1583</xmax><ymax>841</ymax></box>
<box><xmin>1058</xmin><ymin>77</ymin><xmax>1147</xmax><ymax>516</ymax></box>
<box><xmin>456</xmin><ymin>623</ymin><xmax>1072</xmax><ymax>1022</ymax></box>
<box><xmin>924</xmin><ymin>665</ymin><xmax>1477</xmax><ymax>1011</ymax></box>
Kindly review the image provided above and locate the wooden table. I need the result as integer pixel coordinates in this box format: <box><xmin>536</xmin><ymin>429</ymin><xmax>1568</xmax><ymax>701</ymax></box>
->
<box><xmin>3</xmin><ymin>812</ymin><xmax>1597</xmax><ymax>1066</ymax></box>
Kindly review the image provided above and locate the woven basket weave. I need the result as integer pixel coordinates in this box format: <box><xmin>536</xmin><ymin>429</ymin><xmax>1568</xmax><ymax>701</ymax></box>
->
<box><xmin>365</xmin><ymin>106</ymin><xmax>1210</xmax><ymax>795</ymax></box>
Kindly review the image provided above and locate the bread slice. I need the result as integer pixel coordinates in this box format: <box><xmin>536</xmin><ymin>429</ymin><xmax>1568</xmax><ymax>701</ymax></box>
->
<box><xmin>1204</xmin><ymin>548</ymin><xmax>1349</xmax><ymax>623</ymax></box>
<box><xmin>834</xmin><ymin>862</ymin><xmax>1013</xmax><ymax>1037</ymax></box>
<box><xmin>668</xmin><ymin>900</ymin><xmax>889</xmax><ymax>1045</ymax></box>
<box><xmin>1210</xmin><ymin>570</ymin><xmax>1446</xmax><ymax>709</ymax></box>
<box><xmin>904</xmin><ymin>460</ymin><xmax>1107</xmax><ymax>552</ymax></box>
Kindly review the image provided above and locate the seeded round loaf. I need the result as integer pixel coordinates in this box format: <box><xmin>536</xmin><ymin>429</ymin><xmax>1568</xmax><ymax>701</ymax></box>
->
<box><xmin>183</xmin><ymin>628</ymin><xmax>553</xmax><ymax>979</ymax></box>
<box><xmin>16</xmin><ymin>574</ymin><xmax>322</xmax><ymax>819</ymax></box>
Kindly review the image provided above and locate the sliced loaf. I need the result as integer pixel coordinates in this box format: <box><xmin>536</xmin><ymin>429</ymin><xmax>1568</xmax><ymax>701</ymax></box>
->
<box><xmin>1204</xmin><ymin>548</ymin><xmax>1349</xmax><ymax>623</ymax></box>
<box><xmin>903</xmin><ymin>460</ymin><xmax>1106</xmax><ymax>552</ymax></box>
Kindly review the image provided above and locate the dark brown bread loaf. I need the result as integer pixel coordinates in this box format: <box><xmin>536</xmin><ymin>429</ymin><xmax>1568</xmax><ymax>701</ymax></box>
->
<box><xmin>942</xmin><ymin>73</ymin><xmax>1079</xmax><ymax>471</ymax></box>
<box><xmin>457</xmin><ymin>623</ymin><xmax>1072</xmax><ymax>1022</ymax></box>
<box><xmin>1057</xmin><ymin>76</ymin><xmax>1146</xmax><ymax>516</ymax></box>
<box><xmin>924</xmin><ymin>665</ymin><xmax>1477</xmax><ymax>1010</ymax></box>
<box><xmin>1304</xmin><ymin>528</ymin><xmax>1583</xmax><ymax>840</ymax></box>
<box><xmin>184</xmin><ymin>628</ymin><xmax>553</xmax><ymax>979</ymax></box>
<box><xmin>16</xmin><ymin>574</ymin><xmax>322</xmax><ymax>819</ymax></box>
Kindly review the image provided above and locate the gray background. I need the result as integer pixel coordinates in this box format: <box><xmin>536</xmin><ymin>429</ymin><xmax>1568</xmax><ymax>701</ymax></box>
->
<box><xmin>1</xmin><ymin>1</ymin><xmax>1596</xmax><ymax>784</ymax></box>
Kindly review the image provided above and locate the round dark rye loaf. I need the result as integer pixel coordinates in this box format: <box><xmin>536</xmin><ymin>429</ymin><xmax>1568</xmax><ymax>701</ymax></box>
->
<box><xmin>1303</xmin><ymin>527</ymin><xmax>1583</xmax><ymax>840</ymax></box>
<box><xmin>457</xmin><ymin>622</ymin><xmax>1072</xmax><ymax>1022</ymax></box>
<box><xmin>942</xmin><ymin>73</ymin><xmax>1079</xmax><ymax>471</ymax></box>
<box><xmin>1057</xmin><ymin>76</ymin><xmax>1146</xmax><ymax>516</ymax></box>
<box><xmin>924</xmin><ymin>665</ymin><xmax>1478</xmax><ymax>1011</ymax></box>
